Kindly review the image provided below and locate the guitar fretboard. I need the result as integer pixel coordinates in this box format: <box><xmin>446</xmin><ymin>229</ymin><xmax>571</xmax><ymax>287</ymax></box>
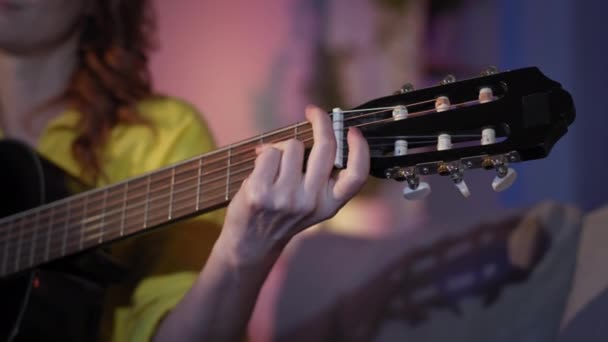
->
<box><xmin>0</xmin><ymin>121</ymin><xmax>316</xmax><ymax>277</ymax></box>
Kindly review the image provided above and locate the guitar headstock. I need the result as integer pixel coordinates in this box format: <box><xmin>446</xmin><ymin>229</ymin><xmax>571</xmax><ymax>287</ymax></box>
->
<box><xmin>338</xmin><ymin>67</ymin><xmax>575</xmax><ymax>199</ymax></box>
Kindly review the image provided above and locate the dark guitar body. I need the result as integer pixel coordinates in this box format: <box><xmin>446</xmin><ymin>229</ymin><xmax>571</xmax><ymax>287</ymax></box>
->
<box><xmin>0</xmin><ymin>140</ymin><xmax>121</xmax><ymax>342</ymax></box>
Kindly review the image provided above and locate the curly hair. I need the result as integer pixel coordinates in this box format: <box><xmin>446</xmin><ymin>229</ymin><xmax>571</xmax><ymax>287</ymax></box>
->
<box><xmin>63</xmin><ymin>0</ymin><xmax>157</xmax><ymax>182</ymax></box>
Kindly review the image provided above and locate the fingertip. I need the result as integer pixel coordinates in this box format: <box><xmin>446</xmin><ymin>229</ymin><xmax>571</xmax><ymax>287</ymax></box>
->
<box><xmin>347</xmin><ymin>127</ymin><xmax>368</xmax><ymax>147</ymax></box>
<box><xmin>347</xmin><ymin>126</ymin><xmax>361</xmax><ymax>138</ymax></box>
<box><xmin>305</xmin><ymin>104</ymin><xmax>324</xmax><ymax>121</ymax></box>
<box><xmin>255</xmin><ymin>145</ymin><xmax>264</xmax><ymax>155</ymax></box>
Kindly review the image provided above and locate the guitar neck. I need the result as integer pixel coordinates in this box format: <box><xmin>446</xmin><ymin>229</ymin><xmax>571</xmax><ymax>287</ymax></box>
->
<box><xmin>0</xmin><ymin>67</ymin><xmax>577</xmax><ymax>278</ymax></box>
<box><xmin>0</xmin><ymin>121</ymin><xmax>315</xmax><ymax>277</ymax></box>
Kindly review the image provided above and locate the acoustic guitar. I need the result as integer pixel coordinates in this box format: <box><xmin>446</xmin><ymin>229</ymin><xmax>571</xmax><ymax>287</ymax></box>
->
<box><xmin>0</xmin><ymin>67</ymin><xmax>575</xmax><ymax>341</ymax></box>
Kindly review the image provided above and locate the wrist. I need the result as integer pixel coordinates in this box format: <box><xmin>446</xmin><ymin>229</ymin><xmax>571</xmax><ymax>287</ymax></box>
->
<box><xmin>213</xmin><ymin>227</ymin><xmax>285</xmax><ymax>272</ymax></box>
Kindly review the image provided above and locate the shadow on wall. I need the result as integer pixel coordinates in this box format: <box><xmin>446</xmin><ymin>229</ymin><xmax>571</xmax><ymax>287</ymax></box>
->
<box><xmin>265</xmin><ymin>202</ymin><xmax>580</xmax><ymax>342</ymax></box>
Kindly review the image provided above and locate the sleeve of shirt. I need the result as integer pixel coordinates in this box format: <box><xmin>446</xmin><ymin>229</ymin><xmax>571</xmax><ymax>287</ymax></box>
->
<box><xmin>103</xmin><ymin>97</ymin><xmax>226</xmax><ymax>342</ymax></box>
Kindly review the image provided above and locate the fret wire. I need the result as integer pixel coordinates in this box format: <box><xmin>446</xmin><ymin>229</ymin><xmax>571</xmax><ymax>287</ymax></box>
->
<box><xmin>295</xmin><ymin>124</ymin><xmax>299</xmax><ymax>140</ymax></box>
<box><xmin>29</xmin><ymin>210</ymin><xmax>39</xmax><ymax>267</ymax></box>
<box><xmin>143</xmin><ymin>175</ymin><xmax>150</xmax><ymax>228</ymax></box>
<box><xmin>45</xmin><ymin>206</ymin><xmax>54</xmax><ymax>261</ymax></box>
<box><xmin>100</xmin><ymin>188</ymin><xmax>107</xmax><ymax>242</ymax></box>
<box><xmin>196</xmin><ymin>157</ymin><xmax>202</xmax><ymax>211</ymax></box>
<box><xmin>16</xmin><ymin>172</ymin><xmax>251</xmax><ymax>264</ymax></box>
<box><xmin>168</xmin><ymin>168</ymin><xmax>175</xmax><ymax>220</ymax></box>
<box><xmin>64</xmin><ymin>200</ymin><xmax>72</xmax><ymax>256</ymax></box>
<box><xmin>120</xmin><ymin>181</ymin><xmax>128</xmax><ymax>236</ymax></box>
<box><xmin>58</xmin><ymin>174</ymin><xmax>243</xmax><ymax>256</ymax></box>
<box><xmin>78</xmin><ymin>196</ymin><xmax>89</xmax><ymax>252</ymax></box>
<box><xmin>226</xmin><ymin>146</ymin><xmax>232</xmax><ymax>201</ymax></box>
<box><xmin>15</xmin><ymin>219</ymin><xmax>23</xmax><ymax>272</ymax></box>
<box><xmin>2</xmin><ymin>221</ymin><xmax>11</xmax><ymax>275</ymax></box>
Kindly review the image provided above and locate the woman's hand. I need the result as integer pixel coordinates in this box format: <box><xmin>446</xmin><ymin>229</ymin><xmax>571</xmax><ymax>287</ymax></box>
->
<box><xmin>218</xmin><ymin>104</ymin><xmax>370</xmax><ymax>266</ymax></box>
<box><xmin>155</xmin><ymin>105</ymin><xmax>369</xmax><ymax>341</ymax></box>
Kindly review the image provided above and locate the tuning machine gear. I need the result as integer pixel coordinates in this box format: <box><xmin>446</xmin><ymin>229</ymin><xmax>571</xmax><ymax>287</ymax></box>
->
<box><xmin>395</xmin><ymin>82</ymin><xmax>415</xmax><ymax>94</ymax></box>
<box><xmin>436</xmin><ymin>133</ymin><xmax>470</xmax><ymax>198</ymax></box>
<box><xmin>479</xmin><ymin>128</ymin><xmax>518</xmax><ymax>192</ymax></box>
<box><xmin>387</xmin><ymin>140</ymin><xmax>431</xmax><ymax>200</ymax></box>
<box><xmin>481</xmin><ymin>66</ymin><xmax>499</xmax><ymax>76</ymax></box>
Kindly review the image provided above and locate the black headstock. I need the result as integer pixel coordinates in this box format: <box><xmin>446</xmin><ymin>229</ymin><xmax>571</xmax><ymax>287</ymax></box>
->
<box><xmin>338</xmin><ymin>67</ymin><xmax>575</xmax><ymax>198</ymax></box>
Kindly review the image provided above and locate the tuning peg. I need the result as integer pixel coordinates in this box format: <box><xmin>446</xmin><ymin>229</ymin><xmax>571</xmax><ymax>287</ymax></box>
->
<box><xmin>482</xmin><ymin>66</ymin><xmax>499</xmax><ymax>76</ymax></box>
<box><xmin>454</xmin><ymin>179</ymin><xmax>471</xmax><ymax>198</ymax></box>
<box><xmin>403</xmin><ymin>181</ymin><xmax>431</xmax><ymax>200</ymax></box>
<box><xmin>449</xmin><ymin>168</ymin><xmax>471</xmax><ymax>198</ymax></box>
<box><xmin>441</xmin><ymin>74</ymin><xmax>456</xmax><ymax>85</ymax></box>
<box><xmin>492</xmin><ymin>165</ymin><xmax>517</xmax><ymax>192</ymax></box>
<box><xmin>396</xmin><ymin>82</ymin><xmax>414</xmax><ymax>94</ymax></box>
<box><xmin>392</xmin><ymin>106</ymin><xmax>409</xmax><ymax>120</ymax></box>
<box><xmin>435</xmin><ymin>96</ymin><xmax>451</xmax><ymax>112</ymax></box>
<box><xmin>394</xmin><ymin>166</ymin><xmax>431</xmax><ymax>200</ymax></box>
<box><xmin>435</xmin><ymin>133</ymin><xmax>470</xmax><ymax>198</ymax></box>
<box><xmin>437</xmin><ymin>163</ymin><xmax>471</xmax><ymax>198</ymax></box>
<box><xmin>481</xmin><ymin>153</ymin><xmax>518</xmax><ymax>192</ymax></box>
<box><xmin>479</xmin><ymin>87</ymin><xmax>495</xmax><ymax>104</ymax></box>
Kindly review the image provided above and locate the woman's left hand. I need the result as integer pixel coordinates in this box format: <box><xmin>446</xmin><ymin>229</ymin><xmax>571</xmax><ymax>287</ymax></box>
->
<box><xmin>218</xmin><ymin>104</ymin><xmax>370</xmax><ymax>266</ymax></box>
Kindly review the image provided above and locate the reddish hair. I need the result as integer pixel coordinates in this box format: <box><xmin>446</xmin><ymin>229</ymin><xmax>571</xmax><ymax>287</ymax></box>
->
<box><xmin>63</xmin><ymin>0</ymin><xmax>157</xmax><ymax>181</ymax></box>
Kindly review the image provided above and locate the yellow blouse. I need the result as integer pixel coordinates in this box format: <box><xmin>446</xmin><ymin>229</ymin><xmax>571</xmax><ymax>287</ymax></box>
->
<box><xmin>0</xmin><ymin>97</ymin><xmax>224</xmax><ymax>341</ymax></box>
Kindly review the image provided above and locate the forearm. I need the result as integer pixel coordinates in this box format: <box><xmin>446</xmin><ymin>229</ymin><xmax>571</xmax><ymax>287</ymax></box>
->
<box><xmin>153</xmin><ymin>234</ymin><xmax>282</xmax><ymax>342</ymax></box>
<box><xmin>153</xmin><ymin>107</ymin><xmax>369</xmax><ymax>341</ymax></box>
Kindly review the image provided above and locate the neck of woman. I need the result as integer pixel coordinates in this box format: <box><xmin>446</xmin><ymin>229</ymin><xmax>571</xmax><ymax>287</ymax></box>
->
<box><xmin>0</xmin><ymin>32</ymin><xmax>79</xmax><ymax>146</ymax></box>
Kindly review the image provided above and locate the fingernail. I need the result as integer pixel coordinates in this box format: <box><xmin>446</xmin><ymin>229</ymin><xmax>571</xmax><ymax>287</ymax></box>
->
<box><xmin>255</xmin><ymin>144</ymin><xmax>266</xmax><ymax>155</ymax></box>
<box><xmin>348</xmin><ymin>127</ymin><xmax>361</xmax><ymax>136</ymax></box>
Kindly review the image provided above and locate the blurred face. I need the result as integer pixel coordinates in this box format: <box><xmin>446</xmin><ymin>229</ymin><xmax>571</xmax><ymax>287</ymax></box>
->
<box><xmin>0</xmin><ymin>0</ymin><xmax>87</xmax><ymax>55</ymax></box>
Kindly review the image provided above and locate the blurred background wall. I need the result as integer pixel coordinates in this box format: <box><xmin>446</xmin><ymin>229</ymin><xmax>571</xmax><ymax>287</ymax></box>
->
<box><xmin>148</xmin><ymin>0</ymin><xmax>607</xmax><ymax>339</ymax></box>
<box><xmin>150</xmin><ymin>0</ymin><xmax>608</xmax><ymax>224</ymax></box>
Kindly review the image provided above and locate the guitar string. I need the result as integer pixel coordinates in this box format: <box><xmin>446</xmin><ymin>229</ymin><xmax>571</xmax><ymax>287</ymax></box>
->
<box><xmin>6</xmin><ymin>134</ymin><xmax>465</xmax><ymax>263</ymax></box>
<box><xmin>0</xmin><ymin>104</ymin><xmax>399</xmax><ymax>227</ymax></box>
<box><xmin>0</xmin><ymin>96</ymin><xmax>482</xmax><ymax>234</ymax></box>
<box><xmin>3</xmin><ymin>133</ymin><xmax>462</xmax><ymax>264</ymax></box>
<box><xmin>0</xmin><ymin>96</ymin><xmax>473</xmax><ymax>233</ymax></box>
<box><xmin>2</xmin><ymin>121</ymin><xmax>491</xmax><ymax>271</ymax></box>
<box><xmin>356</xmin><ymin>99</ymin><xmax>481</xmax><ymax>129</ymax></box>
<box><xmin>9</xmin><ymin>185</ymin><xmax>245</xmax><ymax>271</ymax></box>
<box><xmin>0</xmin><ymin>102</ymin><xmax>416</xmax><ymax>236</ymax></box>
<box><xmin>0</xmin><ymin>126</ymin><xmax>482</xmax><ymax>251</ymax></box>
<box><xmin>1</xmin><ymin>98</ymin><xmax>490</xmax><ymax>269</ymax></box>
<box><xmin>3</xmin><ymin>97</ymin><xmax>456</xmax><ymax>234</ymax></box>
<box><xmin>4</xmin><ymin>131</ymin><xmax>490</xmax><ymax>272</ymax></box>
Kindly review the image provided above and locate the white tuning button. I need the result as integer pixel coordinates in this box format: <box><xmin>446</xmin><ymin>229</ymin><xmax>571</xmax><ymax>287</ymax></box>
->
<box><xmin>437</xmin><ymin>133</ymin><xmax>452</xmax><ymax>151</ymax></box>
<box><xmin>454</xmin><ymin>180</ymin><xmax>471</xmax><ymax>198</ymax></box>
<box><xmin>392</xmin><ymin>106</ymin><xmax>409</xmax><ymax>121</ymax></box>
<box><xmin>394</xmin><ymin>140</ymin><xmax>408</xmax><ymax>156</ymax></box>
<box><xmin>481</xmin><ymin>127</ymin><xmax>496</xmax><ymax>145</ymax></box>
<box><xmin>435</xmin><ymin>96</ymin><xmax>451</xmax><ymax>112</ymax></box>
<box><xmin>492</xmin><ymin>166</ymin><xmax>518</xmax><ymax>192</ymax></box>
<box><xmin>449</xmin><ymin>169</ymin><xmax>471</xmax><ymax>199</ymax></box>
<box><xmin>403</xmin><ymin>181</ymin><xmax>431</xmax><ymax>200</ymax></box>
<box><xmin>479</xmin><ymin>87</ymin><xmax>494</xmax><ymax>104</ymax></box>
